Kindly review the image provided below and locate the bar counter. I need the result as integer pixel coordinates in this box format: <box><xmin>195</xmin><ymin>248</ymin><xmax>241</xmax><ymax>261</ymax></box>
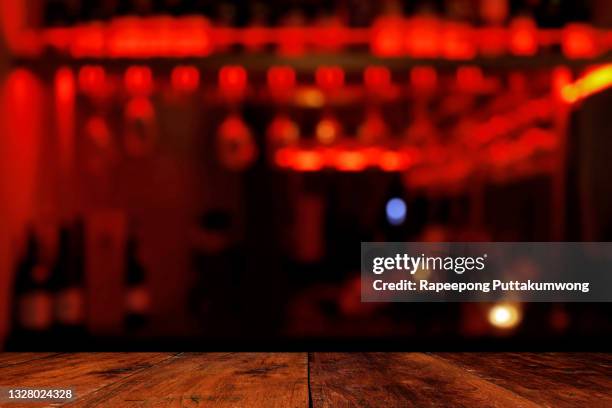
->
<box><xmin>0</xmin><ymin>352</ymin><xmax>610</xmax><ymax>407</ymax></box>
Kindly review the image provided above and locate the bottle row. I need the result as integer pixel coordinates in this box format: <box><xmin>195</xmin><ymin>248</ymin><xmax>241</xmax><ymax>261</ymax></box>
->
<box><xmin>8</xmin><ymin>219</ymin><xmax>150</xmax><ymax>346</ymax></box>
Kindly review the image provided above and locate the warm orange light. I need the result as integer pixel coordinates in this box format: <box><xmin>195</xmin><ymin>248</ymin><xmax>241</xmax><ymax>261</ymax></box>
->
<box><xmin>267</xmin><ymin>115</ymin><xmax>300</xmax><ymax>147</ymax></box>
<box><xmin>293</xmin><ymin>150</ymin><xmax>324</xmax><ymax>171</ymax></box>
<box><xmin>171</xmin><ymin>66</ymin><xmax>200</xmax><ymax>92</ymax></box>
<box><xmin>562</xmin><ymin>64</ymin><xmax>612</xmax><ymax>103</ymax></box>
<box><xmin>316</xmin><ymin>116</ymin><xmax>342</xmax><ymax>145</ymax></box>
<box><xmin>124</xmin><ymin>66</ymin><xmax>153</xmax><ymax>95</ymax></box>
<box><xmin>335</xmin><ymin>150</ymin><xmax>367</xmax><ymax>171</ymax></box>
<box><xmin>488</xmin><ymin>303</ymin><xmax>522</xmax><ymax>329</ymax></box>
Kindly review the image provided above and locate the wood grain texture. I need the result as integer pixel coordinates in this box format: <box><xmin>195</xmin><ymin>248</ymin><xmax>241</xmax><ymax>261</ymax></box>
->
<box><xmin>0</xmin><ymin>352</ymin><xmax>610</xmax><ymax>408</ymax></box>
<box><xmin>0</xmin><ymin>353</ymin><xmax>58</xmax><ymax>368</ymax></box>
<box><xmin>433</xmin><ymin>352</ymin><xmax>612</xmax><ymax>408</ymax></box>
<box><xmin>309</xmin><ymin>352</ymin><xmax>541</xmax><ymax>408</ymax></box>
<box><xmin>0</xmin><ymin>353</ymin><xmax>176</xmax><ymax>407</ymax></box>
<box><xmin>64</xmin><ymin>353</ymin><xmax>308</xmax><ymax>408</ymax></box>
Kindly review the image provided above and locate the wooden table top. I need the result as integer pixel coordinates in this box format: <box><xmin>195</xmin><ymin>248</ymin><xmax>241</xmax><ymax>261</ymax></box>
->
<box><xmin>0</xmin><ymin>352</ymin><xmax>610</xmax><ymax>407</ymax></box>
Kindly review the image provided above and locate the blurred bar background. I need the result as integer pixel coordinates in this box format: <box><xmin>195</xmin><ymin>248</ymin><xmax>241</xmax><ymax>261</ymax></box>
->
<box><xmin>0</xmin><ymin>0</ymin><xmax>611</xmax><ymax>350</ymax></box>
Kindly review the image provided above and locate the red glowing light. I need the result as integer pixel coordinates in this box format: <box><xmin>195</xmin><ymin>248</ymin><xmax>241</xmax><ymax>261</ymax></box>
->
<box><xmin>54</xmin><ymin>67</ymin><xmax>76</xmax><ymax>174</ymax></box>
<box><xmin>315</xmin><ymin>66</ymin><xmax>345</xmax><ymax>91</ymax></box>
<box><xmin>364</xmin><ymin>66</ymin><xmax>392</xmax><ymax>91</ymax></box>
<box><xmin>78</xmin><ymin>65</ymin><xmax>106</xmax><ymax>94</ymax></box>
<box><xmin>552</xmin><ymin>66</ymin><xmax>573</xmax><ymax>102</ymax></box>
<box><xmin>405</xmin><ymin>16</ymin><xmax>440</xmax><ymax>58</ymax></box>
<box><xmin>379</xmin><ymin>151</ymin><xmax>402</xmax><ymax>172</ymax></box>
<box><xmin>563</xmin><ymin>24</ymin><xmax>598</xmax><ymax>59</ymax></box>
<box><xmin>442</xmin><ymin>22</ymin><xmax>476</xmax><ymax>60</ymax></box>
<box><xmin>242</xmin><ymin>26</ymin><xmax>269</xmax><ymax>51</ymax></box>
<box><xmin>371</xmin><ymin>16</ymin><xmax>405</xmax><ymax>57</ymax></box>
<box><xmin>219</xmin><ymin>65</ymin><xmax>248</xmax><ymax>98</ymax></box>
<box><xmin>55</xmin><ymin>67</ymin><xmax>75</xmax><ymax>103</ymax></box>
<box><xmin>70</xmin><ymin>23</ymin><xmax>105</xmax><ymax>57</ymax></box>
<box><xmin>335</xmin><ymin>150</ymin><xmax>367</xmax><ymax>171</ymax></box>
<box><xmin>217</xmin><ymin>115</ymin><xmax>257</xmax><ymax>171</ymax></box>
<box><xmin>510</xmin><ymin>18</ymin><xmax>538</xmax><ymax>56</ymax></box>
<box><xmin>124</xmin><ymin>66</ymin><xmax>153</xmax><ymax>95</ymax></box>
<box><xmin>171</xmin><ymin>66</ymin><xmax>200</xmax><ymax>92</ymax></box>
<box><xmin>293</xmin><ymin>150</ymin><xmax>324</xmax><ymax>171</ymax></box>
<box><xmin>456</xmin><ymin>66</ymin><xmax>484</xmax><ymax>92</ymax></box>
<box><xmin>125</xmin><ymin>97</ymin><xmax>155</xmax><ymax>120</ymax></box>
<box><xmin>267</xmin><ymin>115</ymin><xmax>300</xmax><ymax>148</ymax></box>
<box><xmin>479</xmin><ymin>26</ymin><xmax>507</xmax><ymax>56</ymax></box>
<box><xmin>267</xmin><ymin>66</ymin><xmax>296</xmax><ymax>93</ymax></box>
<box><xmin>410</xmin><ymin>66</ymin><xmax>437</xmax><ymax>92</ymax></box>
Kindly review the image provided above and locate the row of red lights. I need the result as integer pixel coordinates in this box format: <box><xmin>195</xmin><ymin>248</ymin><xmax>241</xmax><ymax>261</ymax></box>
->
<box><xmin>26</xmin><ymin>16</ymin><xmax>612</xmax><ymax>60</ymax></box>
<box><xmin>76</xmin><ymin>63</ymin><xmax>573</xmax><ymax>100</ymax></box>
<box><xmin>275</xmin><ymin>146</ymin><xmax>420</xmax><ymax>172</ymax></box>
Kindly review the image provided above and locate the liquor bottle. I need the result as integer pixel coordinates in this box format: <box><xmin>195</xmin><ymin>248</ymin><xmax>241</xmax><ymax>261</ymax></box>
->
<box><xmin>124</xmin><ymin>234</ymin><xmax>150</xmax><ymax>331</ymax></box>
<box><xmin>9</xmin><ymin>227</ymin><xmax>54</xmax><ymax>349</ymax></box>
<box><xmin>51</xmin><ymin>220</ymin><xmax>87</xmax><ymax>344</ymax></box>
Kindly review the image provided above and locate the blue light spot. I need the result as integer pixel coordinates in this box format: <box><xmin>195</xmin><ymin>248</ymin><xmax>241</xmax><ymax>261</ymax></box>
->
<box><xmin>386</xmin><ymin>198</ymin><xmax>407</xmax><ymax>226</ymax></box>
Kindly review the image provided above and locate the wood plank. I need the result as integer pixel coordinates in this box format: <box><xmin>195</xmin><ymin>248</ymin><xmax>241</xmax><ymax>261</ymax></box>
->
<box><xmin>64</xmin><ymin>352</ymin><xmax>308</xmax><ymax>408</ymax></box>
<box><xmin>0</xmin><ymin>353</ymin><xmax>58</xmax><ymax>368</ymax></box>
<box><xmin>0</xmin><ymin>352</ymin><xmax>176</xmax><ymax>407</ymax></box>
<box><xmin>309</xmin><ymin>352</ymin><xmax>541</xmax><ymax>408</ymax></box>
<box><xmin>433</xmin><ymin>352</ymin><xmax>612</xmax><ymax>408</ymax></box>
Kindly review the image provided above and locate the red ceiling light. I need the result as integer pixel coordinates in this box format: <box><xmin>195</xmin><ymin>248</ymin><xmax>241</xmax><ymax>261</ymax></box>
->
<box><xmin>78</xmin><ymin>65</ymin><xmax>106</xmax><ymax>94</ymax></box>
<box><xmin>456</xmin><ymin>66</ymin><xmax>484</xmax><ymax>92</ymax></box>
<box><xmin>405</xmin><ymin>16</ymin><xmax>440</xmax><ymax>58</ymax></box>
<box><xmin>125</xmin><ymin>97</ymin><xmax>155</xmax><ymax>120</ymax></box>
<box><xmin>479</xmin><ymin>26</ymin><xmax>507</xmax><ymax>56</ymax></box>
<box><xmin>563</xmin><ymin>24</ymin><xmax>598</xmax><ymax>59</ymax></box>
<box><xmin>171</xmin><ymin>65</ymin><xmax>200</xmax><ymax>92</ymax></box>
<box><xmin>371</xmin><ymin>16</ymin><xmax>405</xmax><ymax>57</ymax></box>
<box><xmin>509</xmin><ymin>17</ymin><xmax>538</xmax><ymax>56</ymax></box>
<box><xmin>315</xmin><ymin>66</ymin><xmax>345</xmax><ymax>91</ymax></box>
<box><xmin>219</xmin><ymin>65</ymin><xmax>248</xmax><ymax>99</ymax></box>
<box><xmin>124</xmin><ymin>66</ymin><xmax>153</xmax><ymax>95</ymax></box>
<box><xmin>267</xmin><ymin>66</ymin><xmax>296</xmax><ymax>95</ymax></box>
<box><xmin>364</xmin><ymin>66</ymin><xmax>392</xmax><ymax>91</ymax></box>
<box><xmin>410</xmin><ymin>66</ymin><xmax>437</xmax><ymax>92</ymax></box>
<box><xmin>441</xmin><ymin>22</ymin><xmax>476</xmax><ymax>60</ymax></box>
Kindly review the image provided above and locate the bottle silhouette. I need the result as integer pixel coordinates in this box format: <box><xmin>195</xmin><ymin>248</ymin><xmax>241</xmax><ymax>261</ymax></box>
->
<box><xmin>51</xmin><ymin>220</ymin><xmax>87</xmax><ymax>347</ymax></box>
<box><xmin>124</xmin><ymin>234</ymin><xmax>150</xmax><ymax>332</ymax></box>
<box><xmin>9</xmin><ymin>227</ymin><xmax>54</xmax><ymax>349</ymax></box>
